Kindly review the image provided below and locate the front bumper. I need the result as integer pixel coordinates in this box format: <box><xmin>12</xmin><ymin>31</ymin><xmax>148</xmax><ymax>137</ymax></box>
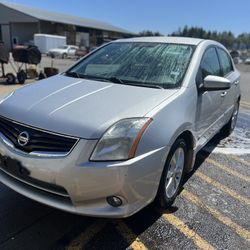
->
<box><xmin>0</xmin><ymin>136</ymin><xmax>167</xmax><ymax>218</ymax></box>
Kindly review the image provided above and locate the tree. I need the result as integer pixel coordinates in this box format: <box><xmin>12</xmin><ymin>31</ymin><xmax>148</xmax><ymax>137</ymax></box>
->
<box><xmin>170</xmin><ymin>26</ymin><xmax>243</xmax><ymax>49</ymax></box>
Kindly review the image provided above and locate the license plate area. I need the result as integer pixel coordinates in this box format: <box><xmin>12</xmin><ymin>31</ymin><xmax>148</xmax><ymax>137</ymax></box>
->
<box><xmin>0</xmin><ymin>154</ymin><xmax>30</xmax><ymax>177</ymax></box>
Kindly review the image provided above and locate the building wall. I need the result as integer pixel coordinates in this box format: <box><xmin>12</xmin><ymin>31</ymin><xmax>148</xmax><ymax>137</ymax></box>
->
<box><xmin>1</xmin><ymin>24</ymin><xmax>11</xmax><ymax>49</ymax></box>
<box><xmin>40</xmin><ymin>21</ymin><xmax>76</xmax><ymax>45</ymax></box>
<box><xmin>40</xmin><ymin>21</ymin><xmax>56</xmax><ymax>34</ymax></box>
<box><xmin>0</xmin><ymin>3</ymin><xmax>132</xmax><ymax>50</ymax></box>
<box><xmin>0</xmin><ymin>3</ymin><xmax>38</xmax><ymax>49</ymax></box>
<box><xmin>11</xmin><ymin>22</ymin><xmax>38</xmax><ymax>46</ymax></box>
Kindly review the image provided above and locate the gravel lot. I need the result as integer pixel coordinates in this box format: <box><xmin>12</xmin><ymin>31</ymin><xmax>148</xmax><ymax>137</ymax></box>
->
<box><xmin>0</xmin><ymin>58</ymin><xmax>249</xmax><ymax>250</ymax></box>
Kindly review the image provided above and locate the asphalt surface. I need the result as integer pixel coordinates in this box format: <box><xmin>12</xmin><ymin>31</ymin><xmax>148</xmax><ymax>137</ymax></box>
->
<box><xmin>0</xmin><ymin>59</ymin><xmax>249</xmax><ymax>250</ymax></box>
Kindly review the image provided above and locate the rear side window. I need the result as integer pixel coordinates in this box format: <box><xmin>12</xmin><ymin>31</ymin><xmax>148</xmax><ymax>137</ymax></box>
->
<box><xmin>200</xmin><ymin>47</ymin><xmax>221</xmax><ymax>79</ymax></box>
<box><xmin>217</xmin><ymin>48</ymin><xmax>233</xmax><ymax>76</ymax></box>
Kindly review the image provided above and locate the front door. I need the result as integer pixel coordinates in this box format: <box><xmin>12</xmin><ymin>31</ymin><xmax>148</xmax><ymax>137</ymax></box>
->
<box><xmin>195</xmin><ymin>47</ymin><xmax>224</xmax><ymax>145</ymax></box>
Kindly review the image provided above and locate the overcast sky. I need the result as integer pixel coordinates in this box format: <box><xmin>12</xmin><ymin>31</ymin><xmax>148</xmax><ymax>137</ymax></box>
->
<box><xmin>2</xmin><ymin>0</ymin><xmax>250</xmax><ymax>36</ymax></box>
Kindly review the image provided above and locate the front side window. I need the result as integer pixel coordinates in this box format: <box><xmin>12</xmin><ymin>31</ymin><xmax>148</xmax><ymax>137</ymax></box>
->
<box><xmin>67</xmin><ymin>42</ymin><xmax>195</xmax><ymax>89</ymax></box>
<box><xmin>200</xmin><ymin>47</ymin><xmax>221</xmax><ymax>79</ymax></box>
<box><xmin>217</xmin><ymin>48</ymin><xmax>233</xmax><ymax>76</ymax></box>
<box><xmin>59</xmin><ymin>46</ymin><xmax>68</xmax><ymax>49</ymax></box>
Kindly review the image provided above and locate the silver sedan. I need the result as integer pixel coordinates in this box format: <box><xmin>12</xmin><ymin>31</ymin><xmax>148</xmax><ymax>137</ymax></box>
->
<box><xmin>0</xmin><ymin>37</ymin><xmax>240</xmax><ymax>217</ymax></box>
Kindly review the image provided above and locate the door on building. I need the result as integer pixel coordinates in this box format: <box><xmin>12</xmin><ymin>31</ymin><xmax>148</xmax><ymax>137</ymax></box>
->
<box><xmin>1</xmin><ymin>25</ymin><xmax>11</xmax><ymax>50</ymax></box>
<box><xmin>0</xmin><ymin>25</ymin><xmax>2</xmax><ymax>42</ymax></box>
<box><xmin>12</xmin><ymin>36</ymin><xmax>19</xmax><ymax>47</ymax></box>
<box><xmin>76</xmin><ymin>32</ymin><xmax>89</xmax><ymax>47</ymax></box>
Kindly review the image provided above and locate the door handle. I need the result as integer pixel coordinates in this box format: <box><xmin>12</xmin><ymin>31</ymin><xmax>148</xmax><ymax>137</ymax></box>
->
<box><xmin>234</xmin><ymin>80</ymin><xmax>239</xmax><ymax>85</ymax></box>
<box><xmin>221</xmin><ymin>91</ymin><xmax>227</xmax><ymax>97</ymax></box>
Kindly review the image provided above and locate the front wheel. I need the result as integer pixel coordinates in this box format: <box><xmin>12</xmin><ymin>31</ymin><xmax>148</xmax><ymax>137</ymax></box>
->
<box><xmin>62</xmin><ymin>53</ymin><xmax>67</xmax><ymax>59</ymax></box>
<box><xmin>156</xmin><ymin>138</ymin><xmax>187</xmax><ymax>209</ymax></box>
<box><xmin>17</xmin><ymin>70</ymin><xmax>26</xmax><ymax>84</ymax></box>
<box><xmin>5</xmin><ymin>73</ymin><xmax>16</xmax><ymax>84</ymax></box>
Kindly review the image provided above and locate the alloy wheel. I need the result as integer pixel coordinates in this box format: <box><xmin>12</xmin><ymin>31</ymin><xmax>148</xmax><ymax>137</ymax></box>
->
<box><xmin>165</xmin><ymin>147</ymin><xmax>185</xmax><ymax>199</ymax></box>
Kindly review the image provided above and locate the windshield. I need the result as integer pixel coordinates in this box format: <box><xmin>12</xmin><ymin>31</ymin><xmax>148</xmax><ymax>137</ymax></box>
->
<box><xmin>67</xmin><ymin>42</ymin><xmax>195</xmax><ymax>89</ymax></box>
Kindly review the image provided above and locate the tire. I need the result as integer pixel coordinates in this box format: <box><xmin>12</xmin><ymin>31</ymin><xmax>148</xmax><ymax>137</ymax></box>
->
<box><xmin>156</xmin><ymin>138</ymin><xmax>187</xmax><ymax>209</ymax></box>
<box><xmin>220</xmin><ymin>101</ymin><xmax>239</xmax><ymax>137</ymax></box>
<box><xmin>17</xmin><ymin>70</ymin><xmax>26</xmax><ymax>84</ymax></box>
<box><xmin>62</xmin><ymin>53</ymin><xmax>67</xmax><ymax>59</ymax></box>
<box><xmin>5</xmin><ymin>73</ymin><xmax>16</xmax><ymax>84</ymax></box>
<box><xmin>38</xmin><ymin>72</ymin><xmax>46</xmax><ymax>80</ymax></box>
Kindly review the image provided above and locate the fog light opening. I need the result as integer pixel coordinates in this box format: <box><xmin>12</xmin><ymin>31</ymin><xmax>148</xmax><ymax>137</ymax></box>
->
<box><xmin>106</xmin><ymin>196</ymin><xmax>123</xmax><ymax>207</ymax></box>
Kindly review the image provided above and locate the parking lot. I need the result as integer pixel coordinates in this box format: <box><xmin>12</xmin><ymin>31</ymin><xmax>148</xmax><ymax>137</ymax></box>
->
<box><xmin>0</xmin><ymin>58</ymin><xmax>249</xmax><ymax>250</ymax></box>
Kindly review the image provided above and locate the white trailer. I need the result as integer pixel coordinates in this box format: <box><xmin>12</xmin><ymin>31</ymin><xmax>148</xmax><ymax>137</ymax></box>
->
<box><xmin>34</xmin><ymin>34</ymin><xmax>66</xmax><ymax>54</ymax></box>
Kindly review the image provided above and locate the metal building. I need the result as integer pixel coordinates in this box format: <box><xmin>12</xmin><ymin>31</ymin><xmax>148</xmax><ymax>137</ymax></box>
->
<box><xmin>0</xmin><ymin>1</ymin><xmax>134</xmax><ymax>50</ymax></box>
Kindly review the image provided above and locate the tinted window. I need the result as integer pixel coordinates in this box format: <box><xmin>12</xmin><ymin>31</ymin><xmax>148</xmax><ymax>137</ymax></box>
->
<box><xmin>200</xmin><ymin>47</ymin><xmax>221</xmax><ymax>79</ymax></box>
<box><xmin>217</xmin><ymin>48</ymin><xmax>233</xmax><ymax>76</ymax></box>
<box><xmin>69</xmin><ymin>42</ymin><xmax>194</xmax><ymax>88</ymax></box>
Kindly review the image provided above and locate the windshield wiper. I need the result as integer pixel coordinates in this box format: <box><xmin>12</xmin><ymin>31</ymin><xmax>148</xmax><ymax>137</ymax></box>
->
<box><xmin>108</xmin><ymin>77</ymin><xmax>125</xmax><ymax>84</ymax></box>
<box><xmin>106</xmin><ymin>77</ymin><xmax>163</xmax><ymax>89</ymax></box>
<box><xmin>125</xmin><ymin>82</ymin><xmax>164</xmax><ymax>89</ymax></box>
<box><xmin>66</xmin><ymin>73</ymin><xmax>126</xmax><ymax>84</ymax></box>
<box><xmin>65</xmin><ymin>72</ymin><xmax>109</xmax><ymax>82</ymax></box>
<box><xmin>65</xmin><ymin>72</ymin><xmax>163</xmax><ymax>89</ymax></box>
<box><xmin>65</xmin><ymin>71</ymin><xmax>80</xmax><ymax>78</ymax></box>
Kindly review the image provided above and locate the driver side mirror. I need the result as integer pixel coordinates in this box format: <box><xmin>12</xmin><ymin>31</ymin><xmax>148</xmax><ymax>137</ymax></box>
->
<box><xmin>201</xmin><ymin>75</ymin><xmax>231</xmax><ymax>91</ymax></box>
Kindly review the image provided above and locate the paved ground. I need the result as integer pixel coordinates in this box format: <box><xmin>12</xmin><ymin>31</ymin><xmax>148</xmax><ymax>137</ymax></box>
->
<box><xmin>0</xmin><ymin>56</ymin><xmax>75</xmax><ymax>96</ymax></box>
<box><xmin>236</xmin><ymin>64</ymin><xmax>250</xmax><ymax>104</ymax></box>
<box><xmin>0</xmin><ymin>58</ymin><xmax>249</xmax><ymax>250</ymax></box>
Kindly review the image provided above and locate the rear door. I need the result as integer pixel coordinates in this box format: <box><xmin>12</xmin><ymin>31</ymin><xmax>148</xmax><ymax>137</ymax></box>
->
<box><xmin>216</xmin><ymin>47</ymin><xmax>240</xmax><ymax>122</ymax></box>
<box><xmin>195</xmin><ymin>47</ymin><xmax>224</xmax><ymax>144</ymax></box>
<box><xmin>68</xmin><ymin>46</ymin><xmax>77</xmax><ymax>57</ymax></box>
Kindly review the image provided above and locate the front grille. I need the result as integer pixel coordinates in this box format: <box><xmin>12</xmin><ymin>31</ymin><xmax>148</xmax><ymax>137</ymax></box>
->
<box><xmin>0</xmin><ymin>116</ymin><xmax>78</xmax><ymax>154</ymax></box>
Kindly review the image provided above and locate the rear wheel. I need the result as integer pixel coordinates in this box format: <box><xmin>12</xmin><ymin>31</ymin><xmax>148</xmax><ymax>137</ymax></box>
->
<box><xmin>38</xmin><ymin>72</ymin><xmax>46</xmax><ymax>80</ymax></box>
<box><xmin>156</xmin><ymin>138</ymin><xmax>187</xmax><ymax>208</ymax></box>
<box><xmin>17</xmin><ymin>70</ymin><xmax>26</xmax><ymax>84</ymax></box>
<box><xmin>221</xmin><ymin>101</ymin><xmax>239</xmax><ymax>137</ymax></box>
<box><xmin>5</xmin><ymin>73</ymin><xmax>16</xmax><ymax>84</ymax></box>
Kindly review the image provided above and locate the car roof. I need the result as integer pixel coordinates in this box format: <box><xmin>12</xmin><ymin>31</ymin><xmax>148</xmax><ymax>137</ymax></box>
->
<box><xmin>114</xmin><ymin>36</ymin><xmax>204</xmax><ymax>45</ymax></box>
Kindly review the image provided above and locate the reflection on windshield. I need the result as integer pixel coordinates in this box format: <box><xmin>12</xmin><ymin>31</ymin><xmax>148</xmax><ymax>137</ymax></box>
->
<box><xmin>67</xmin><ymin>42</ymin><xmax>194</xmax><ymax>89</ymax></box>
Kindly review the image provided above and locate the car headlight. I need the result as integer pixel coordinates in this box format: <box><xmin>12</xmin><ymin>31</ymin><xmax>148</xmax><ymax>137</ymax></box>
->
<box><xmin>90</xmin><ymin>118</ymin><xmax>152</xmax><ymax>161</ymax></box>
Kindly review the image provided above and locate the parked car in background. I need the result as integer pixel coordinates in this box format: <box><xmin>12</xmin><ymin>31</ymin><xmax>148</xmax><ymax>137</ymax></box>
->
<box><xmin>48</xmin><ymin>45</ymin><xmax>78</xmax><ymax>58</ymax></box>
<box><xmin>75</xmin><ymin>46</ymin><xmax>88</xmax><ymax>59</ymax></box>
<box><xmin>244</xmin><ymin>58</ymin><xmax>250</xmax><ymax>65</ymax></box>
<box><xmin>233</xmin><ymin>57</ymin><xmax>242</xmax><ymax>64</ymax></box>
<box><xmin>89</xmin><ymin>46</ymin><xmax>98</xmax><ymax>52</ymax></box>
<box><xmin>0</xmin><ymin>37</ymin><xmax>240</xmax><ymax>218</ymax></box>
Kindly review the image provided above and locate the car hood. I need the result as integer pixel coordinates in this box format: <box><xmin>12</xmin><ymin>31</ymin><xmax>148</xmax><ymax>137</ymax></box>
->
<box><xmin>0</xmin><ymin>75</ymin><xmax>177</xmax><ymax>139</ymax></box>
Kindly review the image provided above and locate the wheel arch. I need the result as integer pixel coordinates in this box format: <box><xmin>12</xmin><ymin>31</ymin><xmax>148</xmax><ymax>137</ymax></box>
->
<box><xmin>154</xmin><ymin>130</ymin><xmax>196</xmax><ymax>207</ymax></box>
<box><xmin>166</xmin><ymin>128</ymin><xmax>196</xmax><ymax>174</ymax></box>
<box><xmin>238</xmin><ymin>95</ymin><xmax>241</xmax><ymax>103</ymax></box>
<box><xmin>177</xmin><ymin>130</ymin><xmax>196</xmax><ymax>173</ymax></box>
